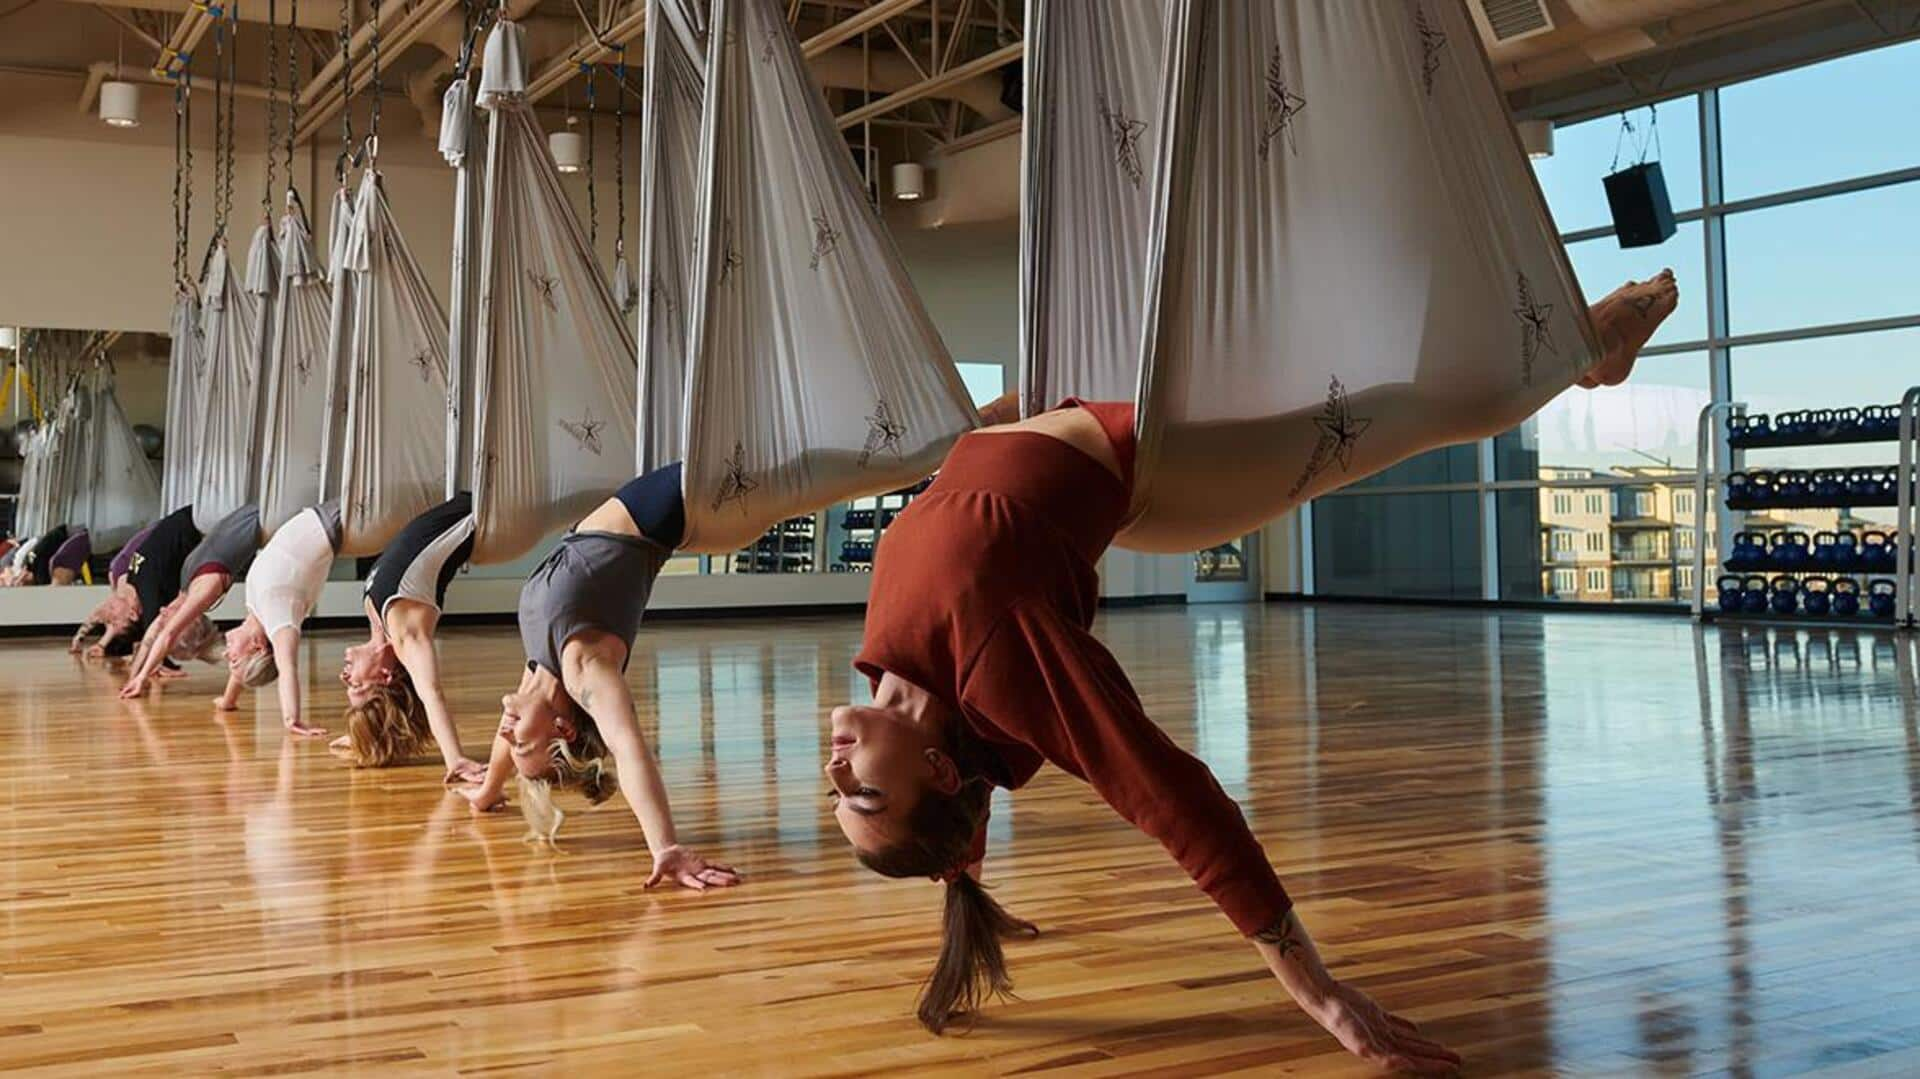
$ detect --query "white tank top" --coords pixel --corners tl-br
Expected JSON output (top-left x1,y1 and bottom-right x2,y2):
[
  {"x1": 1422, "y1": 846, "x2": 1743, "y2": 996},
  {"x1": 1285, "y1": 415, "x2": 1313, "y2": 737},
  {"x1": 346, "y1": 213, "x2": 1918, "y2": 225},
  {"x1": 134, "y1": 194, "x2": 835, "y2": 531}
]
[{"x1": 244, "y1": 505, "x2": 341, "y2": 634}]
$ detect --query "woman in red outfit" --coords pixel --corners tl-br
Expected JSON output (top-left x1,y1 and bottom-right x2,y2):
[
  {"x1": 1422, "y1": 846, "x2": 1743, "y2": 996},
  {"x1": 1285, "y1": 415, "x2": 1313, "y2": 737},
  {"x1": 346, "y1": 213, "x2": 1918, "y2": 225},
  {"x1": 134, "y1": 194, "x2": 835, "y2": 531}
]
[{"x1": 828, "y1": 278, "x2": 1678, "y2": 1072}]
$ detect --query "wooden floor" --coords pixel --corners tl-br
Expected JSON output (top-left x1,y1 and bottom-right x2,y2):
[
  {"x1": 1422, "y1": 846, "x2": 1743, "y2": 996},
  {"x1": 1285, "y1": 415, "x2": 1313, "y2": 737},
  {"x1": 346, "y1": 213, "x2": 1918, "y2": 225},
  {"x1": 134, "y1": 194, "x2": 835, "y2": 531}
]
[{"x1": 3, "y1": 605, "x2": 1919, "y2": 1076}]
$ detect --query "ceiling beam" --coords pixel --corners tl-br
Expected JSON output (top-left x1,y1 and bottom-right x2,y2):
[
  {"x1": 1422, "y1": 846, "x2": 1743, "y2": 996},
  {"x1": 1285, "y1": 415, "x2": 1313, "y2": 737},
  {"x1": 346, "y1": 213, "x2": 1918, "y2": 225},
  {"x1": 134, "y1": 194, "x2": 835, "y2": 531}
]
[
  {"x1": 291, "y1": 0, "x2": 463, "y2": 148},
  {"x1": 936, "y1": 112, "x2": 1017, "y2": 154},
  {"x1": 835, "y1": 37, "x2": 1017, "y2": 128},
  {"x1": 801, "y1": 0, "x2": 924, "y2": 56}
]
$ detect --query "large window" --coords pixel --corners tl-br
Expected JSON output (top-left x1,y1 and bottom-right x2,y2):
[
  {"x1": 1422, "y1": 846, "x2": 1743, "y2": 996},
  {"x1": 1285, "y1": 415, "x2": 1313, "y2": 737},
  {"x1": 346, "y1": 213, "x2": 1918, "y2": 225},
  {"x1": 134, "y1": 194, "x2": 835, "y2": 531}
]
[{"x1": 1310, "y1": 39, "x2": 1919, "y2": 605}]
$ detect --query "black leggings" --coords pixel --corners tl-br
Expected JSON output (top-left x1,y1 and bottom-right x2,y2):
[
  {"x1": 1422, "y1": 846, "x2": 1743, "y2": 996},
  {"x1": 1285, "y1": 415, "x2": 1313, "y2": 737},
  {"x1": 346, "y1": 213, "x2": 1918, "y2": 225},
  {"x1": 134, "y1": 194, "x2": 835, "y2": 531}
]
[{"x1": 614, "y1": 463, "x2": 686, "y2": 550}]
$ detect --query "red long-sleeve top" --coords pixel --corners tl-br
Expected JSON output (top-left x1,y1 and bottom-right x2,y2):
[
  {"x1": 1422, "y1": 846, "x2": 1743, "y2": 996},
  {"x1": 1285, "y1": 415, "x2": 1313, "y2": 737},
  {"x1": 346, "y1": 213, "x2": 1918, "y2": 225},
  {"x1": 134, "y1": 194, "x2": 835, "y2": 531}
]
[{"x1": 854, "y1": 399, "x2": 1292, "y2": 937}]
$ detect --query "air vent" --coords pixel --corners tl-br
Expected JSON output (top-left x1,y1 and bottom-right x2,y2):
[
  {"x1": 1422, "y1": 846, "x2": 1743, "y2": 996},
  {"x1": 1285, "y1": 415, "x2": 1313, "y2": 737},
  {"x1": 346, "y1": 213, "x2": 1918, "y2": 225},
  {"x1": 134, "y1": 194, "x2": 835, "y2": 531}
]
[{"x1": 1472, "y1": 0, "x2": 1556, "y2": 44}]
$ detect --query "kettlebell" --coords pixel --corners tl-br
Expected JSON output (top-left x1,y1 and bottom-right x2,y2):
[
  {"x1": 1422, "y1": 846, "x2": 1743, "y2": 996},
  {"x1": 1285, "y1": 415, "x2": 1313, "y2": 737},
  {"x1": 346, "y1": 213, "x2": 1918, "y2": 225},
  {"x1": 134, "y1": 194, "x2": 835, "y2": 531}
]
[
  {"x1": 1769, "y1": 576, "x2": 1800, "y2": 615},
  {"x1": 1845, "y1": 468, "x2": 1878, "y2": 501},
  {"x1": 1729, "y1": 531, "x2": 1765, "y2": 570},
  {"x1": 1832, "y1": 577, "x2": 1862, "y2": 617},
  {"x1": 1775, "y1": 471, "x2": 1810, "y2": 505},
  {"x1": 1726, "y1": 472, "x2": 1752, "y2": 507},
  {"x1": 1802, "y1": 577, "x2": 1832, "y2": 617},
  {"x1": 1742, "y1": 575, "x2": 1770, "y2": 613},
  {"x1": 1717, "y1": 575, "x2": 1746, "y2": 613},
  {"x1": 1770, "y1": 531, "x2": 1810, "y2": 568},
  {"x1": 1862, "y1": 531, "x2": 1893, "y2": 572},
  {"x1": 1743, "y1": 470, "x2": 1777, "y2": 507},
  {"x1": 1868, "y1": 579, "x2": 1897, "y2": 619},
  {"x1": 1831, "y1": 407, "x2": 1862, "y2": 438},
  {"x1": 1810, "y1": 531, "x2": 1840, "y2": 569},
  {"x1": 1833, "y1": 530, "x2": 1861, "y2": 570},
  {"x1": 1811, "y1": 470, "x2": 1846, "y2": 502},
  {"x1": 1861, "y1": 404, "x2": 1897, "y2": 439}
]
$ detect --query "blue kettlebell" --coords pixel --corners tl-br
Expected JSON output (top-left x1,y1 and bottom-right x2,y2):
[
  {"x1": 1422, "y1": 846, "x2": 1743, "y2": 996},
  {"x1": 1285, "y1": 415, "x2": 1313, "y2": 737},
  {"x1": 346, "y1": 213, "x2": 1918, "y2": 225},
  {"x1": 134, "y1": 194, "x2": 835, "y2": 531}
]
[
  {"x1": 1861, "y1": 404, "x2": 1897, "y2": 439},
  {"x1": 1845, "y1": 468, "x2": 1878, "y2": 501},
  {"x1": 1748, "y1": 470, "x2": 1779, "y2": 507},
  {"x1": 1776, "y1": 471, "x2": 1810, "y2": 505},
  {"x1": 1832, "y1": 577, "x2": 1862, "y2": 617},
  {"x1": 1771, "y1": 531, "x2": 1810, "y2": 569},
  {"x1": 1769, "y1": 576, "x2": 1800, "y2": 615},
  {"x1": 1833, "y1": 530, "x2": 1861, "y2": 570},
  {"x1": 1868, "y1": 579, "x2": 1897, "y2": 618},
  {"x1": 1717, "y1": 575, "x2": 1745, "y2": 613},
  {"x1": 1831, "y1": 407, "x2": 1862, "y2": 438},
  {"x1": 1726, "y1": 471, "x2": 1751, "y2": 506},
  {"x1": 1728, "y1": 531, "x2": 1764, "y2": 570},
  {"x1": 1810, "y1": 531, "x2": 1840, "y2": 569},
  {"x1": 1811, "y1": 470, "x2": 1846, "y2": 502},
  {"x1": 1862, "y1": 531, "x2": 1894, "y2": 572},
  {"x1": 1802, "y1": 577, "x2": 1833, "y2": 616},
  {"x1": 1742, "y1": 575, "x2": 1771, "y2": 613}
]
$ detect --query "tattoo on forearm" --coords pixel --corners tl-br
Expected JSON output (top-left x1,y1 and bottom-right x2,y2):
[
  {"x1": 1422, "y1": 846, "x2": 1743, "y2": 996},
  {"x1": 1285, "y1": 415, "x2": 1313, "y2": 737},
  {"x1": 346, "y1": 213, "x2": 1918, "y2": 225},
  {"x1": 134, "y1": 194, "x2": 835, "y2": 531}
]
[{"x1": 1253, "y1": 911, "x2": 1304, "y2": 959}]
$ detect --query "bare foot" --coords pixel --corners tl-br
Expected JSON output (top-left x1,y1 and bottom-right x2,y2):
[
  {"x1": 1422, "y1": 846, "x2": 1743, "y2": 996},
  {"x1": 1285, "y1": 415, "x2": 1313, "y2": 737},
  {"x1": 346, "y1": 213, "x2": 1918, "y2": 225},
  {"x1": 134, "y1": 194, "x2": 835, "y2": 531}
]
[{"x1": 1582, "y1": 269, "x2": 1679, "y2": 387}]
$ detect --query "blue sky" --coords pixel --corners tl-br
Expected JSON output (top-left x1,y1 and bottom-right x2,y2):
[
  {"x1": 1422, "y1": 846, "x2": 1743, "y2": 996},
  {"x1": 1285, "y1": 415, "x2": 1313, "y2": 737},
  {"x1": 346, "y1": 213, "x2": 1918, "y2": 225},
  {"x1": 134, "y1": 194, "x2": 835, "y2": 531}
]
[{"x1": 1520, "y1": 37, "x2": 1919, "y2": 474}]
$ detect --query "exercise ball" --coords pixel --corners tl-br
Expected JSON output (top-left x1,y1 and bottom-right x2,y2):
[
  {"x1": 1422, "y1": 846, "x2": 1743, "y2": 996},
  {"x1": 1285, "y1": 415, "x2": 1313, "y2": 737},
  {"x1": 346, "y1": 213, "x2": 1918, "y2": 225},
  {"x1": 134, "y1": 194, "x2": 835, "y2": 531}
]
[{"x1": 133, "y1": 424, "x2": 163, "y2": 457}]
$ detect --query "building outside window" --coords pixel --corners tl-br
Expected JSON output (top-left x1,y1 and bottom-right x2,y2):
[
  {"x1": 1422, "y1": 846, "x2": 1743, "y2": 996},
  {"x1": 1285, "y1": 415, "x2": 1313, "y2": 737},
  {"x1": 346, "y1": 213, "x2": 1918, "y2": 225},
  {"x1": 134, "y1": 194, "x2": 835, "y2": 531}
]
[{"x1": 1307, "y1": 38, "x2": 1920, "y2": 607}]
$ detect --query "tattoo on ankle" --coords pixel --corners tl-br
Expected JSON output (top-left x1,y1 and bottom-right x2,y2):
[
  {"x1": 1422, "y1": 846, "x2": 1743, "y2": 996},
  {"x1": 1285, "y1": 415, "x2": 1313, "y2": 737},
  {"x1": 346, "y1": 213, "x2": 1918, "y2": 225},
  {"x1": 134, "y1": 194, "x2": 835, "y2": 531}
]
[{"x1": 1253, "y1": 911, "x2": 1304, "y2": 959}]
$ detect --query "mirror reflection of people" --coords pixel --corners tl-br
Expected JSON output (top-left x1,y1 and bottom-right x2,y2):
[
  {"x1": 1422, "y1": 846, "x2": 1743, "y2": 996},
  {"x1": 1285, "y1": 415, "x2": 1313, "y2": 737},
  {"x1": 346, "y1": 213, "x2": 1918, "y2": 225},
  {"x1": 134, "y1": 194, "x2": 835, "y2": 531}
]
[
  {"x1": 216, "y1": 502, "x2": 342, "y2": 735},
  {"x1": 458, "y1": 464, "x2": 739, "y2": 893},
  {"x1": 121, "y1": 504, "x2": 262, "y2": 698},
  {"x1": 827, "y1": 277, "x2": 1677, "y2": 1066},
  {"x1": 46, "y1": 528, "x2": 91, "y2": 585},
  {"x1": 0, "y1": 524, "x2": 69, "y2": 586},
  {"x1": 332, "y1": 493, "x2": 484, "y2": 784}
]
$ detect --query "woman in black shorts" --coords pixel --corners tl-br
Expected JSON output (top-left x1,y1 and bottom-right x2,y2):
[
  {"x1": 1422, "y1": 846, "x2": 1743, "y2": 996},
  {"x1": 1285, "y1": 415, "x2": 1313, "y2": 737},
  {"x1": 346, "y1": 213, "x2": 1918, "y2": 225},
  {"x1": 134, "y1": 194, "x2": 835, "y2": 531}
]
[
  {"x1": 334, "y1": 492, "x2": 485, "y2": 783},
  {"x1": 458, "y1": 464, "x2": 737, "y2": 892}
]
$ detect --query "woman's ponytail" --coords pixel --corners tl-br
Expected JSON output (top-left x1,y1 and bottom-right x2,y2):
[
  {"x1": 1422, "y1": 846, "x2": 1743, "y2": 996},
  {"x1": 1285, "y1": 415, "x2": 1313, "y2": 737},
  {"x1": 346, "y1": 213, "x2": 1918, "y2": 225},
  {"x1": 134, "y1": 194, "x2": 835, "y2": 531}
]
[{"x1": 920, "y1": 873, "x2": 1039, "y2": 1034}]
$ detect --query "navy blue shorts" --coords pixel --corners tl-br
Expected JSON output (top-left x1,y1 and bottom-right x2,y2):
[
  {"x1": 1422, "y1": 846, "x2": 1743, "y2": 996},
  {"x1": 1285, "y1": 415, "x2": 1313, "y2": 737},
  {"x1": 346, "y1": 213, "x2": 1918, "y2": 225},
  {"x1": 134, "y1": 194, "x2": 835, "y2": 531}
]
[{"x1": 614, "y1": 463, "x2": 686, "y2": 550}]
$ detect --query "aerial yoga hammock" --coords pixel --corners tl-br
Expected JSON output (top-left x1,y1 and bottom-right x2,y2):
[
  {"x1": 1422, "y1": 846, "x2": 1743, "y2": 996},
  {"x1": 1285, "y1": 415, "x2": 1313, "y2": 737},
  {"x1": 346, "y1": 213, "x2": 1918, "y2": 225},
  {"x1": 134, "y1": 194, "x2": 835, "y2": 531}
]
[
  {"x1": 13, "y1": 357, "x2": 158, "y2": 556},
  {"x1": 828, "y1": 0, "x2": 1678, "y2": 1064},
  {"x1": 457, "y1": 1, "x2": 976, "y2": 888}
]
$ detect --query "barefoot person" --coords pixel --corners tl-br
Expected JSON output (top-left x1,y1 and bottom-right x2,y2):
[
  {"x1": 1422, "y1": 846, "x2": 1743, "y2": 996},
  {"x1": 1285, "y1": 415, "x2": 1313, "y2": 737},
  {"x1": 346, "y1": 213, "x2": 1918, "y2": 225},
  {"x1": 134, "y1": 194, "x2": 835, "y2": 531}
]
[
  {"x1": 826, "y1": 279, "x2": 1677, "y2": 1064},
  {"x1": 121, "y1": 504, "x2": 262, "y2": 697},
  {"x1": 333, "y1": 493, "x2": 484, "y2": 782},
  {"x1": 458, "y1": 464, "x2": 739, "y2": 893}
]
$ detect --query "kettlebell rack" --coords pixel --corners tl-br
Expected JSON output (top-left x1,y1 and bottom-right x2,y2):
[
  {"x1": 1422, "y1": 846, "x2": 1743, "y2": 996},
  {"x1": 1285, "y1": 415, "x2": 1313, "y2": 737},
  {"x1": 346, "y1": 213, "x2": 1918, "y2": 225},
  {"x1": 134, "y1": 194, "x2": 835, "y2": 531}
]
[{"x1": 1690, "y1": 388, "x2": 1920, "y2": 627}]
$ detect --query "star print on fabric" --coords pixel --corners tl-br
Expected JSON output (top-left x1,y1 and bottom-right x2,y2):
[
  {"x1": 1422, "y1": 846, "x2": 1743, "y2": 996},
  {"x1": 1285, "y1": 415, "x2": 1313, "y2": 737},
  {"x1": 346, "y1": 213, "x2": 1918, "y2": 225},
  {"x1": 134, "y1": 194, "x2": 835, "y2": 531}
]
[
  {"x1": 711, "y1": 440, "x2": 758, "y2": 513},
  {"x1": 1097, "y1": 94, "x2": 1148, "y2": 188},
  {"x1": 1287, "y1": 376, "x2": 1373, "y2": 499},
  {"x1": 1259, "y1": 48, "x2": 1307, "y2": 162},
  {"x1": 558, "y1": 408, "x2": 606, "y2": 455},
  {"x1": 1416, "y1": 5, "x2": 1447, "y2": 97},
  {"x1": 1514, "y1": 272, "x2": 1557, "y2": 385},
  {"x1": 857, "y1": 399, "x2": 907, "y2": 468},
  {"x1": 527, "y1": 269, "x2": 560, "y2": 311},
  {"x1": 808, "y1": 211, "x2": 840, "y2": 270},
  {"x1": 294, "y1": 348, "x2": 315, "y2": 384},
  {"x1": 719, "y1": 220, "x2": 743, "y2": 285},
  {"x1": 408, "y1": 348, "x2": 434, "y2": 382}
]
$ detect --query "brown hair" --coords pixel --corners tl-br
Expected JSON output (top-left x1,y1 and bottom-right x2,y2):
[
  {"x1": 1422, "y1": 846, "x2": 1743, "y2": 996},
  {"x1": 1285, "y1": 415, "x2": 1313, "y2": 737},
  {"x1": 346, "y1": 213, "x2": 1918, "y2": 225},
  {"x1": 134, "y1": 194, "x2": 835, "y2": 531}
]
[
  {"x1": 339, "y1": 668, "x2": 430, "y2": 767},
  {"x1": 855, "y1": 780, "x2": 1038, "y2": 1034},
  {"x1": 237, "y1": 649, "x2": 277, "y2": 689},
  {"x1": 517, "y1": 712, "x2": 618, "y2": 843}
]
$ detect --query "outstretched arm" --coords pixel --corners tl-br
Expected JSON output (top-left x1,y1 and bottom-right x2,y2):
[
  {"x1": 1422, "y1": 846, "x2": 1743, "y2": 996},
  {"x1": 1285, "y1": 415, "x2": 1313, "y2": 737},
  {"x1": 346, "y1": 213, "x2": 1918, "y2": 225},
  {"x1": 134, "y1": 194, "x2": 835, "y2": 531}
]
[
  {"x1": 975, "y1": 390, "x2": 1022, "y2": 427},
  {"x1": 393, "y1": 635, "x2": 482, "y2": 783},
  {"x1": 571, "y1": 656, "x2": 738, "y2": 891},
  {"x1": 458, "y1": 730, "x2": 516, "y2": 813},
  {"x1": 121, "y1": 577, "x2": 223, "y2": 697},
  {"x1": 270, "y1": 626, "x2": 325, "y2": 736}
]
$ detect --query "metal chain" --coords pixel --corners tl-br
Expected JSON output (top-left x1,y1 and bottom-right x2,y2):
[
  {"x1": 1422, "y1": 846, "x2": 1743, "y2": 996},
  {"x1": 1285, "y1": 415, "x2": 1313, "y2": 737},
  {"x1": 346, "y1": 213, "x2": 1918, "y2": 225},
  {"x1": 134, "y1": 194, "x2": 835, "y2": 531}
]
[
  {"x1": 284, "y1": 0, "x2": 298, "y2": 193},
  {"x1": 337, "y1": 0, "x2": 352, "y2": 184},
  {"x1": 224, "y1": 3, "x2": 237, "y2": 231},
  {"x1": 368, "y1": 0, "x2": 381, "y2": 161},
  {"x1": 614, "y1": 46, "x2": 626, "y2": 262},
  {"x1": 264, "y1": 0, "x2": 278, "y2": 217},
  {"x1": 210, "y1": 2, "x2": 233, "y2": 245},
  {"x1": 585, "y1": 61, "x2": 597, "y2": 250},
  {"x1": 172, "y1": 73, "x2": 186, "y2": 289}
]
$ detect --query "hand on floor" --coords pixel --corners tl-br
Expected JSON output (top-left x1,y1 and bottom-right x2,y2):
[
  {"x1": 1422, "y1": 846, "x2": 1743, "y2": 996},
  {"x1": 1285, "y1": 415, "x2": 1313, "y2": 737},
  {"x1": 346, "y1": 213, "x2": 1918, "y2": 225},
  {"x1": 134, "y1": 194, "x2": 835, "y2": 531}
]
[
  {"x1": 283, "y1": 718, "x2": 328, "y2": 738},
  {"x1": 212, "y1": 696, "x2": 237, "y2": 712},
  {"x1": 1307, "y1": 980, "x2": 1461, "y2": 1076},
  {"x1": 456, "y1": 784, "x2": 506, "y2": 814},
  {"x1": 645, "y1": 845, "x2": 740, "y2": 892},
  {"x1": 444, "y1": 758, "x2": 487, "y2": 785}
]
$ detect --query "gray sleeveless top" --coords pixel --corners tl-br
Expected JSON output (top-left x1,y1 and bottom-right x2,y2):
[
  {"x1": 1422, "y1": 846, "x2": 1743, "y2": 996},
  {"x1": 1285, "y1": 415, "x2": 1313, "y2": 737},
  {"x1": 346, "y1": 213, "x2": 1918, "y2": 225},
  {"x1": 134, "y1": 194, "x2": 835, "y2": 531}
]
[{"x1": 517, "y1": 530, "x2": 672, "y2": 677}]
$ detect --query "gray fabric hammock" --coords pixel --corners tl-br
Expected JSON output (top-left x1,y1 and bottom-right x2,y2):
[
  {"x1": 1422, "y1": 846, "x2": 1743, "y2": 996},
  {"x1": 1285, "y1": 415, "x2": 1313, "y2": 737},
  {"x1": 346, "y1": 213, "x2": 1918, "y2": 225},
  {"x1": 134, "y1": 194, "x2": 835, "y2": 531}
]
[
  {"x1": 468, "y1": 20, "x2": 639, "y2": 565},
  {"x1": 15, "y1": 367, "x2": 158, "y2": 548},
  {"x1": 254, "y1": 198, "x2": 336, "y2": 536},
  {"x1": 330, "y1": 169, "x2": 454, "y2": 557},
  {"x1": 670, "y1": 0, "x2": 977, "y2": 553},
  {"x1": 160, "y1": 291, "x2": 203, "y2": 516},
  {"x1": 1022, "y1": 0, "x2": 1594, "y2": 552},
  {"x1": 188, "y1": 243, "x2": 264, "y2": 533},
  {"x1": 634, "y1": 0, "x2": 705, "y2": 475}
]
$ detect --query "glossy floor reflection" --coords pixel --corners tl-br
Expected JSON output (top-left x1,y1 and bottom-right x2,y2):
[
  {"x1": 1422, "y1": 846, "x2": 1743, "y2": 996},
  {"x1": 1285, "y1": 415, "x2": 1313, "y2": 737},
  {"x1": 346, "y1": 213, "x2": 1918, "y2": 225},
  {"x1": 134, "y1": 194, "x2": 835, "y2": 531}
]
[{"x1": 2, "y1": 605, "x2": 1918, "y2": 1075}]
